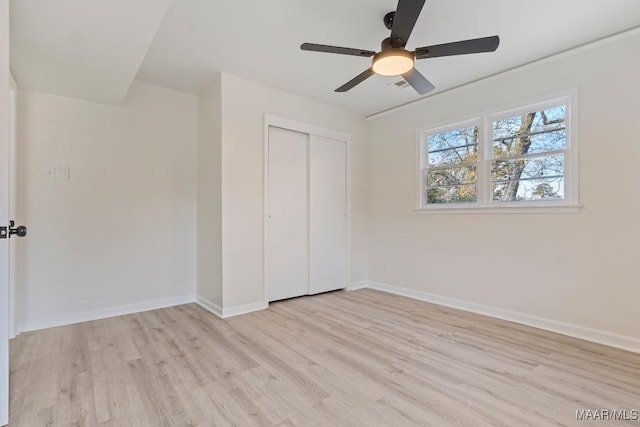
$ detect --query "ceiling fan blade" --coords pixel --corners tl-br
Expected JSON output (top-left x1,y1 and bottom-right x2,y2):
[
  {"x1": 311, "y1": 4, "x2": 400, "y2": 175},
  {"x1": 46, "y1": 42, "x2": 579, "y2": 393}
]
[
  {"x1": 390, "y1": 0, "x2": 426, "y2": 47},
  {"x1": 301, "y1": 43, "x2": 376, "y2": 57},
  {"x1": 402, "y1": 68, "x2": 435, "y2": 95},
  {"x1": 335, "y1": 68, "x2": 375, "y2": 92},
  {"x1": 415, "y1": 35, "x2": 500, "y2": 59}
]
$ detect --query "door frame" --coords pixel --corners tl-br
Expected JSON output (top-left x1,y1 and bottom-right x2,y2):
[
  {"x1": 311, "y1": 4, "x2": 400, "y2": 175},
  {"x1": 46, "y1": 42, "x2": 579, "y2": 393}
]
[
  {"x1": 263, "y1": 115, "x2": 351, "y2": 305},
  {"x1": 1, "y1": 0, "x2": 10, "y2": 422}
]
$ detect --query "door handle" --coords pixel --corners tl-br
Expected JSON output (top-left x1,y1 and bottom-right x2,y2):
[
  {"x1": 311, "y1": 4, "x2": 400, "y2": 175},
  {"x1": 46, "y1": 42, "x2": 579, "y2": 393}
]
[{"x1": 0, "y1": 220, "x2": 27, "y2": 239}]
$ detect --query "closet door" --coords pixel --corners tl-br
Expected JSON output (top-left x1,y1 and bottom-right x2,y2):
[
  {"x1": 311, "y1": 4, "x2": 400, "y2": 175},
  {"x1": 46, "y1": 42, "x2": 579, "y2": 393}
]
[
  {"x1": 309, "y1": 136, "x2": 347, "y2": 294},
  {"x1": 265, "y1": 127, "x2": 309, "y2": 302}
]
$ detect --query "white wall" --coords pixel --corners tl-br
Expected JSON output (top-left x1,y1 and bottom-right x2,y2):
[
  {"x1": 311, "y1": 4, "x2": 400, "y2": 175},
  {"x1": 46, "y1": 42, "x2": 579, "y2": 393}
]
[
  {"x1": 197, "y1": 75, "x2": 223, "y2": 308},
  {"x1": 220, "y1": 73, "x2": 367, "y2": 308},
  {"x1": 366, "y1": 31, "x2": 640, "y2": 342},
  {"x1": 16, "y1": 81, "x2": 198, "y2": 330}
]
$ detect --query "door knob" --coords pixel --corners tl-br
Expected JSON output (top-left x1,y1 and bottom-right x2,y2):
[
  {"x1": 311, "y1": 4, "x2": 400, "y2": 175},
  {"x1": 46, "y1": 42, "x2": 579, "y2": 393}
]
[{"x1": 0, "y1": 220, "x2": 27, "y2": 239}]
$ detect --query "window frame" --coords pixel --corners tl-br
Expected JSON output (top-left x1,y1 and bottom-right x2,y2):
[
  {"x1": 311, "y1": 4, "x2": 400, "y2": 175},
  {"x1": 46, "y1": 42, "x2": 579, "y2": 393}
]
[{"x1": 416, "y1": 90, "x2": 579, "y2": 214}]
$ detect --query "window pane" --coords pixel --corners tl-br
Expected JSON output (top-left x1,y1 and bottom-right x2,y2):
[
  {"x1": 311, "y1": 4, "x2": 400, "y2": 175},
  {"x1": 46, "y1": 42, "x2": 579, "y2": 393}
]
[
  {"x1": 492, "y1": 177, "x2": 564, "y2": 201},
  {"x1": 426, "y1": 184, "x2": 477, "y2": 204},
  {"x1": 491, "y1": 155, "x2": 564, "y2": 182},
  {"x1": 429, "y1": 147, "x2": 478, "y2": 167},
  {"x1": 493, "y1": 106, "x2": 566, "y2": 159},
  {"x1": 427, "y1": 126, "x2": 478, "y2": 167},
  {"x1": 426, "y1": 166, "x2": 476, "y2": 187}
]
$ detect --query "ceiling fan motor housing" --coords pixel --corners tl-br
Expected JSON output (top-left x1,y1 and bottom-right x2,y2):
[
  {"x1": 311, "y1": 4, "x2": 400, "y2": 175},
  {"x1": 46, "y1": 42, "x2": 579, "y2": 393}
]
[{"x1": 381, "y1": 37, "x2": 407, "y2": 51}]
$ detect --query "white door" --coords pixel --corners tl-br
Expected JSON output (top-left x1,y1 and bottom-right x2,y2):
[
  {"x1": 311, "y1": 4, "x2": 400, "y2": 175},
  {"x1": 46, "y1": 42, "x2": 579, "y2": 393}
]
[
  {"x1": 308, "y1": 136, "x2": 347, "y2": 294},
  {"x1": 8, "y1": 89, "x2": 15, "y2": 340},
  {"x1": 0, "y1": 131, "x2": 8, "y2": 427},
  {"x1": 1, "y1": 0, "x2": 10, "y2": 422},
  {"x1": 265, "y1": 127, "x2": 309, "y2": 302}
]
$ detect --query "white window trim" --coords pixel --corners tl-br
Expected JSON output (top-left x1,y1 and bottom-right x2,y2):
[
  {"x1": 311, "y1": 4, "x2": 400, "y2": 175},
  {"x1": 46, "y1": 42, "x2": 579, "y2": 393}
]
[{"x1": 416, "y1": 89, "x2": 580, "y2": 214}]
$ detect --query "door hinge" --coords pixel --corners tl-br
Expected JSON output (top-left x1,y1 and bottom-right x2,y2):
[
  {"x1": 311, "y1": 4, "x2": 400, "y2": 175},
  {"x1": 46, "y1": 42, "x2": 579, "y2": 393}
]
[{"x1": 0, "y1": 220, "x2": 27, "y2": 239}]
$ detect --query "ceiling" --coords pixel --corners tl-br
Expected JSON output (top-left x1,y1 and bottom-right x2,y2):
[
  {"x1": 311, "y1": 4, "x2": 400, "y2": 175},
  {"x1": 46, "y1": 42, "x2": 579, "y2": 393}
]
[
  {"x1": 11, "y1": 1, "x2": 640, "y2": 115},
  {"x1": 10, "y1": 0, "x2": 172, "y2": 104}
]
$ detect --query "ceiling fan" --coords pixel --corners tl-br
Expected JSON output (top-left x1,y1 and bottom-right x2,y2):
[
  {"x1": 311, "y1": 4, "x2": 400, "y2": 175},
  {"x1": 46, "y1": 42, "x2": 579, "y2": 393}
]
[{"x1": 300, "y1": 0, "x2": 500, "y2": 95}]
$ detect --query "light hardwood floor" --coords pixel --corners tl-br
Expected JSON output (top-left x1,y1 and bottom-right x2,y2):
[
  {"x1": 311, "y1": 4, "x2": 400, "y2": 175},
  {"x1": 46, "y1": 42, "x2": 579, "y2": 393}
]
[{"x1": 9, "y1": 289, "x2": 640, "y2": 426}]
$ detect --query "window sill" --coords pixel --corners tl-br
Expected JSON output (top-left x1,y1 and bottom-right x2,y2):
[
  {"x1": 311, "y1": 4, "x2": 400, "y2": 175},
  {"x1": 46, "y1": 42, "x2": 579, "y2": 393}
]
[{"x1": 415, "y1": 204, "x2": 582, "y2": 215}]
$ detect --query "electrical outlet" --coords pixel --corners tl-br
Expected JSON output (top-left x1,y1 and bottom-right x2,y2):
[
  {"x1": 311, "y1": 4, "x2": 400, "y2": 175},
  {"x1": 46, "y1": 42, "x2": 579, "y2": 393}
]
[{"x1": 47, "y1": 167, "x2": 56, "y2": 180}]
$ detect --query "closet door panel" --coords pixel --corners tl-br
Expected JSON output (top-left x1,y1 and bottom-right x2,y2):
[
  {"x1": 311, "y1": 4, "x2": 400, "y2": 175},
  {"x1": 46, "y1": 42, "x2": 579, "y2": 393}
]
[
  {"x1": 266, "y1": 127, "x2": 309, "y2": 302},
  {"x1": 309, "y1": 136, "x2": 347, "y2": 294}
]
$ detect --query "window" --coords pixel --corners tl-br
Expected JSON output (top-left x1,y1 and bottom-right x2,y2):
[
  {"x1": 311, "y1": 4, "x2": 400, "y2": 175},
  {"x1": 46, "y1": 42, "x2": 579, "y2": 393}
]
[
  {"x1": 418, "y1": 94, "x2": 577, "y2": 212},
  {"x1": 490, "y1": 105, "x2": 566, "y2": 202},
  {"x1": 423, "y1": 122, "x2": 479, "y2": 204}
]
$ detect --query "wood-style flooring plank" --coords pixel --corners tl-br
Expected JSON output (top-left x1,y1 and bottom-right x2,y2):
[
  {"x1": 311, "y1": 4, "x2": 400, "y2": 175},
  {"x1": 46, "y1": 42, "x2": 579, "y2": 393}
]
[{"x1": 8, "y1": 289, "x2": 640, "y2": 426}]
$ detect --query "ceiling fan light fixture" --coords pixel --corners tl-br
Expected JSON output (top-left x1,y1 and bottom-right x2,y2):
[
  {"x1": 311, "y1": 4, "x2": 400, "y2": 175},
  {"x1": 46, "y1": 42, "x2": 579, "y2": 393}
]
[
  {"x1": 300, "y1": 0, "x2": 500, "y2": 94},
  {"x1": 371, "y1": 49, "x2": 414, "y2": 76}
]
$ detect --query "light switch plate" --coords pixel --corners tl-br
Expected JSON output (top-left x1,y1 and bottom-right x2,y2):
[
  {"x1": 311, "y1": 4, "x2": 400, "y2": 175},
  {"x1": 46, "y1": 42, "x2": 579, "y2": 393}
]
[
  {"x1": 47, "y1": 167, "x2": 56, "y2": 180},
  {"x1": 59, "y1": 165, "x2": 70, "y2": 180}
]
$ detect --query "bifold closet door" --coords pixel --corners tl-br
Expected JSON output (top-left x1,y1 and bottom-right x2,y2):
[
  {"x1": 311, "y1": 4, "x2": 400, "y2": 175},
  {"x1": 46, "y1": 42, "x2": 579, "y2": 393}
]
[
  {"x1": 266, "y1": 127, "x2": 309, "y2": 302},
  {"x1": 309, "y1": 136, "x2": 347, "y2": 294}
]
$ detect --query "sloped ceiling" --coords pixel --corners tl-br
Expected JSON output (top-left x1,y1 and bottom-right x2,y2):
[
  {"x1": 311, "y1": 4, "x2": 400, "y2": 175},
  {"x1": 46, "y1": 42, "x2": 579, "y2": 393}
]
[
  {"x1": 10, "y1": 0, "x2": 640, "y2": 114},
  {"x1": 10, "y1": 0, "x2": 171, "y2": 105}
]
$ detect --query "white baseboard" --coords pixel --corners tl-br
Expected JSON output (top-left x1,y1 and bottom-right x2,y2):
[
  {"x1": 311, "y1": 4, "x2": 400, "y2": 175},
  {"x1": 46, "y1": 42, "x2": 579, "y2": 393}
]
[
  {"x1": 196, "y1": 295, "x2": 267, "y2": 319},
  {"x1": 18, "y1": 294, "x2": 196, "y2": 333},
  {"x1": 196, "y1": 295, "x2": 223, "y2": 317},
  {"x1": 365, "y1": 281, "x2": 640, "y2": 354},
  {"x1": 346, "y1": 281, "x2": 368, "y2": 291},
  {"x1": 223, "y1": 301, "x2": 268, "y2": 318}
]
